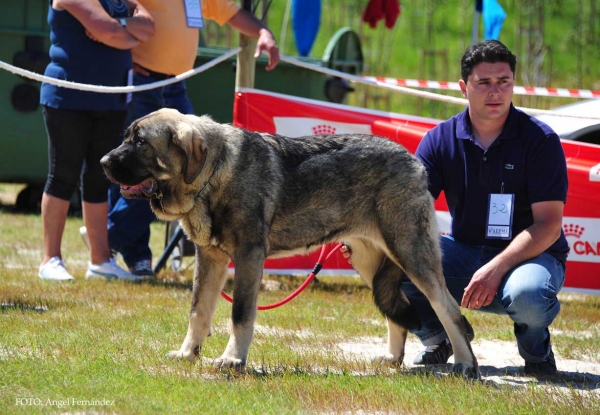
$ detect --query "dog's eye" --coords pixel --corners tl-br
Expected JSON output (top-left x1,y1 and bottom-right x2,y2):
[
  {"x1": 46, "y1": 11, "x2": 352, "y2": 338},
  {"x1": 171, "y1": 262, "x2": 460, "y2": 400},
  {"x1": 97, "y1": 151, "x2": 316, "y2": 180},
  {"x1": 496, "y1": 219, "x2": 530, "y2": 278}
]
[{"x1": 134, "y1": 136, "x2": 146, "y2": 146}]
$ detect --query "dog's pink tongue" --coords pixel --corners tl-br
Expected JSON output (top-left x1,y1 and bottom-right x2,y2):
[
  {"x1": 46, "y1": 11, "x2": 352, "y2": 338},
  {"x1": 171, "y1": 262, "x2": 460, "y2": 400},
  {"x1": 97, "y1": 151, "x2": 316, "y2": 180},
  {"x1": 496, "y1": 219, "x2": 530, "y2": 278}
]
[{"x1": 120, "y1": 179, "x2": 157, "y2": 198}]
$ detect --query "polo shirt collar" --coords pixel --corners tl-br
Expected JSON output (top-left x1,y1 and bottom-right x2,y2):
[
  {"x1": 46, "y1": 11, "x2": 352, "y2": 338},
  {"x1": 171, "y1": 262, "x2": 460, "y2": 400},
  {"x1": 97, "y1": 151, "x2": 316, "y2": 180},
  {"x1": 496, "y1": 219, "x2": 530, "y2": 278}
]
[{"x1": 456, "y1": 104, "x2": 519, "y2": 142}]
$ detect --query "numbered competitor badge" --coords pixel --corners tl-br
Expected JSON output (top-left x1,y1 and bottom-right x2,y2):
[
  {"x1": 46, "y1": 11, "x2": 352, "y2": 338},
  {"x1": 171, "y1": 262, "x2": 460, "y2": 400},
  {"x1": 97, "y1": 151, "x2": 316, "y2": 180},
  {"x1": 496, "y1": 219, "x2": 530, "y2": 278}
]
[
  {"x1": 486, "y1": 193, "x2": 514, "y2": 239},
  {"x1": 184, "y1": 0, "x2": 204, "y2": 28}
]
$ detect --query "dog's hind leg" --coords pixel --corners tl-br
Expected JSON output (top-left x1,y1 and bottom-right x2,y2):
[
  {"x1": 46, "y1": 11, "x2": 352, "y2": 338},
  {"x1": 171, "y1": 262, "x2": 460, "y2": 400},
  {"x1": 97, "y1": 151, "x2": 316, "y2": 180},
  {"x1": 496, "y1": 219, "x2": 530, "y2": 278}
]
[
  {"x1": 166, "y1": 246, "x2": 230, "y2": 362},
  {"x1": 407, "y1": 273, "x2": 479, "y2": 378},
  {"x1": 344, "y1": 238, "x2": 410, "y2": 365},
  {"x1": 371, "y1": 256, "x2": 419, "y2": 365},
  {"x1": 383, "y1": 319, "x2": 409, "y2": 366},
  {"x1": 380, "y1": 201, "x2": 480, "y2": 379}
]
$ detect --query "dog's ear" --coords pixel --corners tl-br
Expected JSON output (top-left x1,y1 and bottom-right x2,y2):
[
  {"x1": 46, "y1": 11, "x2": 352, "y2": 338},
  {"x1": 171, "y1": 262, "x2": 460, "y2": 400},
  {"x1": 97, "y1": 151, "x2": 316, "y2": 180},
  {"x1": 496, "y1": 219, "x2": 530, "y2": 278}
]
[{"x1": 171, "y1": 121, "x2": 206, "y2": 184}]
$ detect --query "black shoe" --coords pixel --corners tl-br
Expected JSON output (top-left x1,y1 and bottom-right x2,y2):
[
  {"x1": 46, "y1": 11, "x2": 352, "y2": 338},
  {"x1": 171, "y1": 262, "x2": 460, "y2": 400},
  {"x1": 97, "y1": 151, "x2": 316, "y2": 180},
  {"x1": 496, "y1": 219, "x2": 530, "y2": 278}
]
[
  {"x1": 524, "y1": 346, "x2": 557, "y2": 376},
  {"x1": 130, "y1": 259, "x2": 155, "y2": 279},
  {"x1": 413, "y1": 316, "x2": 475, "y2": 365},
  {"x1": 413, "y1": 338, "x2": 453, "y2": 365}
]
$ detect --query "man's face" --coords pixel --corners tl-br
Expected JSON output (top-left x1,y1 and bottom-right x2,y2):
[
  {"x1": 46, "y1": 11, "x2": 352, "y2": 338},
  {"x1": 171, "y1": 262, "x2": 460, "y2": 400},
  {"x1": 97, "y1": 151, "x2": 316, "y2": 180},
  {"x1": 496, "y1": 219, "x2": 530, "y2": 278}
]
[{"x1": 459, "y1": 62, "x2": 514, "y2": 123}]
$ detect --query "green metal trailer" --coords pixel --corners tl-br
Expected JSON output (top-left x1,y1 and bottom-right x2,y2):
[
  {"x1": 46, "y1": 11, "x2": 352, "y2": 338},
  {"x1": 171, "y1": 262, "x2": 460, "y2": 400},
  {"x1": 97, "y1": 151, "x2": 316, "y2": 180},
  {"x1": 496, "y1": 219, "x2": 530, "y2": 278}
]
[{"x1": 0, "y1": 1, "x2": 362, "y2": 210}]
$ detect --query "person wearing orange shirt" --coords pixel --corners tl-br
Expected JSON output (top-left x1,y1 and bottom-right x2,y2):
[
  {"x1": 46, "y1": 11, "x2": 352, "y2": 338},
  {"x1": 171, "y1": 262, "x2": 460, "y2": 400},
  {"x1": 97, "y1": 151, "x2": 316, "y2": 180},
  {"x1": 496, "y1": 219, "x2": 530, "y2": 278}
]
[{"x1": 83, "y1": 0, "x2": 279, "y2": 278}]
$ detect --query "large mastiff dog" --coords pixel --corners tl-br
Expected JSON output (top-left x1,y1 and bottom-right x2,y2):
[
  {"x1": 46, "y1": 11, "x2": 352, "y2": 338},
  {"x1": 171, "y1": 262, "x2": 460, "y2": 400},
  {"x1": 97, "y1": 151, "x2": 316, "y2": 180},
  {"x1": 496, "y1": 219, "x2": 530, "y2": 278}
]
[{"x1": 101, "y1": 108, "x2": 479, "y2": 378}]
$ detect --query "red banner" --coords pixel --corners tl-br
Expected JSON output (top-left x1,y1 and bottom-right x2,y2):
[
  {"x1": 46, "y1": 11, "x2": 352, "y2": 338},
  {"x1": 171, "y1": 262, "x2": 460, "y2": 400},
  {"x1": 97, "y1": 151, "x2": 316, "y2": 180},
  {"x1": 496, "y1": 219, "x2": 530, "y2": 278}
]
[{"x1": 233, "y1": 88, "x2": 600, "y2": 294}]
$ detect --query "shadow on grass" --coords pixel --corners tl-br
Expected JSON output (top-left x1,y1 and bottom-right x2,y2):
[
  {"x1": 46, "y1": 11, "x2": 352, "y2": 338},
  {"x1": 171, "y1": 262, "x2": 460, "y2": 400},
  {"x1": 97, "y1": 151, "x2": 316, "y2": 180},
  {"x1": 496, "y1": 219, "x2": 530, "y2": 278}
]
[
  {"x1": 477, "y1": 364, "x2": 600, "y2": 393},
  {"x1": 142, "y1": 278, "x2": 193, "y2": 291},
  {"x1": 0, "y1": 296, "x2": 82, "y2": 313},
  {"x1": 1, "y1": 299, "x2": 49, "y2": 313},
  {"x1": 226, "y1": 362, "x2": 600, "y2": 393}
]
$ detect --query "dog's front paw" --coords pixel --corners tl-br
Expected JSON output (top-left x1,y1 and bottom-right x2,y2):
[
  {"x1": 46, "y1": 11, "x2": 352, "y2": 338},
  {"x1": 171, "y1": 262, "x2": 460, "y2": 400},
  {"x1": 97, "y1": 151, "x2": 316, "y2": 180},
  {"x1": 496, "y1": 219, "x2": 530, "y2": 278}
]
[
  {"x1": 165, "y1": 347, "x2": 199, "y2": 362},
  {"x1": 213, "y1": 356, "x2": 246, "y2": 373},
  {"x1": 451, "y1": 363, "x2": 480, "y2": 380}
]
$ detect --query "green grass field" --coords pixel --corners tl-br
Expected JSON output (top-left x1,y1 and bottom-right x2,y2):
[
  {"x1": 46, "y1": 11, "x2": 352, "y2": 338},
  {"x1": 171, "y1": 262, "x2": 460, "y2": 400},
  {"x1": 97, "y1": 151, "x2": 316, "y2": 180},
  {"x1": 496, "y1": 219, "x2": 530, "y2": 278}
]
[{"x1": 1, "y1": 183, "x2": 599, "y2": 414}]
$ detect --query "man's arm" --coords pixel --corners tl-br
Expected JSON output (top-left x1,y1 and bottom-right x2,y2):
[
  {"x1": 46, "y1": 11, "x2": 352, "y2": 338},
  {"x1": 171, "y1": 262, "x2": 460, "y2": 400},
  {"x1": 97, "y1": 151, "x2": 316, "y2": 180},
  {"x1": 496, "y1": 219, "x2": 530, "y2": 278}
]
[
  {"x1": 415, "y1": 131, "x2": 444, "y2": 200},
  {"x1": 226, "y1": 9, "x2": 280, "y2": 70},
  {"x1": 121, "y1": 0, "x2": 155, "y2": 42},
  {"x1": 53, "y1": 0, "x2": 143, "y2": 50},
  {"x1": 461, "y1": 200, "x2": 564, "y2": 310}
]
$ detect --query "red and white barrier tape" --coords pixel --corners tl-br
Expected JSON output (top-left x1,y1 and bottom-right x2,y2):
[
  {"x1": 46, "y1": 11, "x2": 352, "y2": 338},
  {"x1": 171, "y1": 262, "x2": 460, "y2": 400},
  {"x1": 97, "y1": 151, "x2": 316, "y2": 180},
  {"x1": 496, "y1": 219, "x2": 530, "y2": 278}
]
[{"x1": 362, "y1": 77, "x2": 600, "y2": 99}]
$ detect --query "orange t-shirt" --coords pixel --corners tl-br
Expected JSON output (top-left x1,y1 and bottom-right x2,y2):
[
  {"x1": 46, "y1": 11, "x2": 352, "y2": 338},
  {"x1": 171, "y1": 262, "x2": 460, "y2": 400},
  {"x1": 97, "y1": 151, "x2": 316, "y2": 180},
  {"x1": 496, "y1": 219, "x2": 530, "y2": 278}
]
[{"x1": 133, "y1": 0, "x2": 240, "y2": 75}]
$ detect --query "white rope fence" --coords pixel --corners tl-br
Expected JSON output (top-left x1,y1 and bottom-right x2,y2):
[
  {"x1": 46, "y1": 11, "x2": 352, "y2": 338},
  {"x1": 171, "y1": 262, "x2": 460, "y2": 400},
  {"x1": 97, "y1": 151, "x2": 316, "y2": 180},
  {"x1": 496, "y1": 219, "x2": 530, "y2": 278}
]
[
  {"x1": 0, "y1": 47, "x2": 240, "y2": 93},
  {"x1": 279, "y1": 55, "x2": 600, "y2": 121},
  {"x1": 1, "y1": 46, "x2": 599, "y2": 121}
]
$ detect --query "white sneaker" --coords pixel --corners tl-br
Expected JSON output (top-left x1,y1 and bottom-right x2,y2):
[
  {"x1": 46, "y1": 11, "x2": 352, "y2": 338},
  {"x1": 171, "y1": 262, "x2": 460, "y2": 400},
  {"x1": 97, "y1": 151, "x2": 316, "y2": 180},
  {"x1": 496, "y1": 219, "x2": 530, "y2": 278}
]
[
  {"x1": 86, "y1": 257, "x2": 141, "y2": 281},
  {"x1": 38, "y1": 257, "x2": 75, "y2": 281}
]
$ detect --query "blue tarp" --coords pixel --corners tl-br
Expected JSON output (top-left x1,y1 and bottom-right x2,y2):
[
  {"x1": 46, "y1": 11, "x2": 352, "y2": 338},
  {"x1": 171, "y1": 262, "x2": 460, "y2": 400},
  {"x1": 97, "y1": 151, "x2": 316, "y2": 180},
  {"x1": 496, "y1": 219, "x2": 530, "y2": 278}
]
[
  {"x1": 482, "y1": 0, "x2": 506, "y2": 40},
  {"x1": 292, "y1": 0, "x2": 321, "y2": 57}
]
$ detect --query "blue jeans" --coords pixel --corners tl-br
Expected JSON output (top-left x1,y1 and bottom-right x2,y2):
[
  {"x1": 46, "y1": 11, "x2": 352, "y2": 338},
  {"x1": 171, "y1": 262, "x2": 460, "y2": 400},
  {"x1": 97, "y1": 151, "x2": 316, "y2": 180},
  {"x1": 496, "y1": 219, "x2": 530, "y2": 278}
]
[
  {"x1": 402, "y1": 235, "x2": 565, "y2": 363},
  {"x1": 107, "y1": 72, "x2": 194, "y2": 268}
]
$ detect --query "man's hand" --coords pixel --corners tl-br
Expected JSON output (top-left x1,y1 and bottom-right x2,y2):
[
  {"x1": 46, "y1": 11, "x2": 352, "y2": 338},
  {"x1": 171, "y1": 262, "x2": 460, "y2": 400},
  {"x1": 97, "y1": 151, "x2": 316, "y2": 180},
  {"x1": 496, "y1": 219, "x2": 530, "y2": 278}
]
[
  {"x1": 255, "y1": 28, "x2": 279, "y2": 71},
  {"x1": 461, "y1": 260, "x2": 505, "y2": 309},
  {"x1": 227, "y1": 9, "x2": 280, "y2": 71},
  {"x1": 462, "y1": 201, "x2": 565, "y2": 310}
]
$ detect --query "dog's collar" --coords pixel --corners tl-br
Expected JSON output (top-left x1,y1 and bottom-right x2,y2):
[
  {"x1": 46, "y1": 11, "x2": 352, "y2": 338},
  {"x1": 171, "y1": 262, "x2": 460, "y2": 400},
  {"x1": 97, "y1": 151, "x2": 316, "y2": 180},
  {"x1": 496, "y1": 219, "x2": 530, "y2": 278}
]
[
  {"x1": 194, "y1": 168, "x2": 216, "y2": 200},
  {"x1": 194, "y1": 151, "x2": 221, "y2": 201}
]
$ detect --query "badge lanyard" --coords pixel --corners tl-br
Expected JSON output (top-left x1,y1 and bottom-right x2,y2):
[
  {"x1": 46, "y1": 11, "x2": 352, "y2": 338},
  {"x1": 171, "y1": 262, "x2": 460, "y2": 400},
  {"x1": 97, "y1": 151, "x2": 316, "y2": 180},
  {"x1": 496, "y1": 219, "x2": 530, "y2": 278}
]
[
  {"x1": 183, "y1": 0, "x2": 204, "y2": 28},
  {"x1": 458, "y1": 137, "x2": 515, "y2": 240}
]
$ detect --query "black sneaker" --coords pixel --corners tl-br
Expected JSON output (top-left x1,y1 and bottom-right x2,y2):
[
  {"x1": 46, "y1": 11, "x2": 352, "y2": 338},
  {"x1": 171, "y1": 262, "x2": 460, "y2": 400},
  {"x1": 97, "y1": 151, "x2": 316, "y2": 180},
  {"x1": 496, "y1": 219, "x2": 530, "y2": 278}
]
[
  {"x1": 413, "y1": 316, "x2": 475, "y2": 365},
  {"x1": 413, "y1": 338, "x2": 454, "y2": 365},
  {"x1": 524, "y1": 346, "x2": 557, "y2": 376},
  {"x1": 130, "y1": 259, "x2": 155, "y2": 279}
]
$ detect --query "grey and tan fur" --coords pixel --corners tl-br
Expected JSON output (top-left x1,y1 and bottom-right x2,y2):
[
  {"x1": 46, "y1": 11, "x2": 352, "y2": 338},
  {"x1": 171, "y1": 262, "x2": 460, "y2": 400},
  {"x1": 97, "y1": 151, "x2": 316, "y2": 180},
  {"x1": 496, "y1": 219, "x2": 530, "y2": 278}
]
[{"x1": 101, "y1": 108, "x2": 479, "y2": 379}]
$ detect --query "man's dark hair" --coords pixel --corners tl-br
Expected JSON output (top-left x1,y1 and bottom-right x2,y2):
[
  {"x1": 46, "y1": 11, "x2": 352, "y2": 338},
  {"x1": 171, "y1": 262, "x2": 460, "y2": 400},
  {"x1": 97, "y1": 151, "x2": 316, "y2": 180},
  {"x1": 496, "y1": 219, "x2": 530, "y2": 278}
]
[{"x1": 460, "y1": 40, "x2": 517, "y2": 82}]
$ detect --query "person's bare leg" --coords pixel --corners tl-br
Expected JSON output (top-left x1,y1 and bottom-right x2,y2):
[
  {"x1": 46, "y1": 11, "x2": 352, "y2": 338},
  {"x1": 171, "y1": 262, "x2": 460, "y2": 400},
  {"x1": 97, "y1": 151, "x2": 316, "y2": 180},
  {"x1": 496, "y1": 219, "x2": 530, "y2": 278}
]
[
  {"x1": 82, "y1": 201, "x2": 111, "y2": 264},
  {"x1": 41, "y1": 193, "x2": 70, "y2": 264}
]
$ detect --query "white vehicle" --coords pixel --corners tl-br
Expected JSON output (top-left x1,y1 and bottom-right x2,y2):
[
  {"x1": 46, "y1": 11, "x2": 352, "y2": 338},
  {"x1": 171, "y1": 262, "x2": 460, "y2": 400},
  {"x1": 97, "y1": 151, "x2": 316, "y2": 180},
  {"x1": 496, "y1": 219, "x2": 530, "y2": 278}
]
[{"x1": 535, "y1": 99, "x2": 600, "y2": 144}]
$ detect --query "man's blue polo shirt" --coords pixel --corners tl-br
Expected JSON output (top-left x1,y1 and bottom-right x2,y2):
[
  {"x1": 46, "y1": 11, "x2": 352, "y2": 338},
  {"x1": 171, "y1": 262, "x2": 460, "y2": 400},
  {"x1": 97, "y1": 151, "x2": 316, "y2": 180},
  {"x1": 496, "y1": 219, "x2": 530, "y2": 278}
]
[{"x1": 416, "y1": 104, "x2": 570, "y2": 265}]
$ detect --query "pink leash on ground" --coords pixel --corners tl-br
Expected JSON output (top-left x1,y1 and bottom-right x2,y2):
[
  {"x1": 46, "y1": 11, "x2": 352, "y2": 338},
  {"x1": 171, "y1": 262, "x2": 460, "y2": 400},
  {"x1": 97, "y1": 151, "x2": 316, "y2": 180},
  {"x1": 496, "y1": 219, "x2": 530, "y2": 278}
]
[{"x1": 220, "y1": 243, "x2": 343, "y2": 310}]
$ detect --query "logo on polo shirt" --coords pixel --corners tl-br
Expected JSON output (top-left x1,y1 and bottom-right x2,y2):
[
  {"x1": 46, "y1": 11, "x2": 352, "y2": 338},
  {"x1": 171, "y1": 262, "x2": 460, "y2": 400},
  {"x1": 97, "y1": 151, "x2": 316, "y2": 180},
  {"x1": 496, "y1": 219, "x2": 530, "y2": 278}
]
[
  {"x1": 563, "y1": 219, "x2": 600, "y2": 262},
  {"x1": 504, "y1": 163, "x2": 514, "y2": 170}
]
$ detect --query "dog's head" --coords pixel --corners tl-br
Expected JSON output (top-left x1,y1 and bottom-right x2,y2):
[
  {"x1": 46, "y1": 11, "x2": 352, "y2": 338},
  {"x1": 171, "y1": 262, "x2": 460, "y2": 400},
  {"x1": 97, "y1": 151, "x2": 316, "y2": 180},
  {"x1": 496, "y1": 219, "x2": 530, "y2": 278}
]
[{"x1": 101, "y1": 108, "x2": 208, "y2": 219}]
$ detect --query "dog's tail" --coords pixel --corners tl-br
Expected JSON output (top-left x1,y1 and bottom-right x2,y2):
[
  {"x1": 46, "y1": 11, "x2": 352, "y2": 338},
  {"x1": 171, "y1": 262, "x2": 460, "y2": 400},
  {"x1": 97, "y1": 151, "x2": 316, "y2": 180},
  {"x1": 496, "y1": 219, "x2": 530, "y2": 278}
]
[{"x1": 372, "y1": 257, "x2": 421, "y2": 330}]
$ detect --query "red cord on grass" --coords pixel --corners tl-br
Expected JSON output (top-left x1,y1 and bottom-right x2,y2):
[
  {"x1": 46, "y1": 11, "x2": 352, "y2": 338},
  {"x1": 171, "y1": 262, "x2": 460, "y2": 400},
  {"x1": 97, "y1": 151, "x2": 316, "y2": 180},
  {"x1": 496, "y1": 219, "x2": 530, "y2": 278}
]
[{"x1": 220, "y1": 243, "x2": 343, "y2": 310}]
